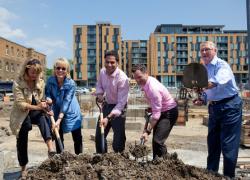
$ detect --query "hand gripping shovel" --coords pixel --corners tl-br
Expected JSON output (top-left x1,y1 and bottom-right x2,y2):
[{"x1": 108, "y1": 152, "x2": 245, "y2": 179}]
[{"x1": 96, "y1": 98, "x2": 105, "y2": 154}]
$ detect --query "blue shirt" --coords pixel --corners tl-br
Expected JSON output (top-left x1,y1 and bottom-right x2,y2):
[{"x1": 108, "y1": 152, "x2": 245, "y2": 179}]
[
  {"x1": 45, "y1": 76, "x2": 82, "y2": 133},
  {"x1": 204, "y1": 56, "x2": 239, "y2": 101}
]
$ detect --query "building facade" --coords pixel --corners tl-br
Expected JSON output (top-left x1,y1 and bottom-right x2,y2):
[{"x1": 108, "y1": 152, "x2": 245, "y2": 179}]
[
  {"x1": 122, "y1": 40, "x2": 149, "y2": 77},
  {"x1": 73, "y1": 23, "x2": 248, "y2": 87},
  {"x1": 73, "y1": 23, "x2": 122, "y2": 87},
  {"x1": 149, "y1": 24, "x2": 248, "y2": 87},
  {"x1": 0, "y1": 37, "x2": 46, "y2": 82}
]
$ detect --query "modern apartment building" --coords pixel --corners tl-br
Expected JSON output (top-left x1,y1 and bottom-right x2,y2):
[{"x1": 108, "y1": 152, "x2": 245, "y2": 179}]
[
  {"x1": 149, "y1": 24, "x2": 248, "y2": 87},
  {"x1": 73, "y1": 22, "x2": 122, "y2": 87},
  {"x1": 73, "y1": 23, "x2": 248, "y2": 87},
  {"x1": 0, "y1": 37, "x2": 46, "y2": 82},
  {"x1": 121, "y1": 40, "x2": 149, "y2": 77}
]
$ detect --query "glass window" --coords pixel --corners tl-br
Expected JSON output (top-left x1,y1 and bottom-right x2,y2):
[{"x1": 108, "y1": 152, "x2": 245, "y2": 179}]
[
  {"x1": 0, "y1": 60, "x2": 2, "y2": 70},
  {"x1": 162, "y1": 37, "x2": 167, "y2": 43},
  {"x1": 157, "y1": 51, "x2": 161, "y2": 57},
  {"x1": 171, "y1": 36, "x2": 175, "y2": 43},
  {"x1": 157, "y1": 37, "x2": 160, "y2": 43},
  {"x1": 5, "y1": 62, "x2": 9, "y2": 71},
  {"x1": 11, "y1": 63, "x2": 14, "y2": 72},
  {"x1": 188, "y1": 36, "x2": 193, "y2": 42},
  {"x1": 6, "y1": 45, "x2": 9, "y2": 55}
]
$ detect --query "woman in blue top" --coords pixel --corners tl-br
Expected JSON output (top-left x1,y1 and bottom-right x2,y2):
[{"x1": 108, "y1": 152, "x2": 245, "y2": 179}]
[{"x1": 45, "y1": 57, "x2": 83, "y2": 154}]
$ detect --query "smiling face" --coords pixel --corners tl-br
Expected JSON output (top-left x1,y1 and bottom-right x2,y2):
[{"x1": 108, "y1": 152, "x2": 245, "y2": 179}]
[
  {"x1": 55, "y1": 62, "x2": 67, "y2": 79},
  {"x1": 133, "y1": 69, "x2": 148, "y2": 86},
  {"x1": 105, "y1": 55, "x2": 118, "y2": 75},
  {"x1": 200, "y1": 42, "x2": 217, "y2": 65}
]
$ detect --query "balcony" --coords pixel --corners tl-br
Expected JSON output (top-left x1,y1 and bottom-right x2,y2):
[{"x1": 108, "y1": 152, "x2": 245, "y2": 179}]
[{"x1": 176, "y1": 46, "x2": 188, "y2": 50}]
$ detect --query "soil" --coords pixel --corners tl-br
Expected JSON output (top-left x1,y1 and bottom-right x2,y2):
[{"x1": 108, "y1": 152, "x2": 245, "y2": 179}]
[
  {"x1": 129, "y1": 142, "x2": 150, "y2": 159},
  {"x1": 26, "y1": 151, "x2": 226, "y2": 180}
]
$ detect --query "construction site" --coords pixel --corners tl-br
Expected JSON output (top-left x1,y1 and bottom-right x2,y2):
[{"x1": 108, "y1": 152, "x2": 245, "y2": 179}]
[{"x1": 0, "y1": 86, "x2": 250, "y2": 180}]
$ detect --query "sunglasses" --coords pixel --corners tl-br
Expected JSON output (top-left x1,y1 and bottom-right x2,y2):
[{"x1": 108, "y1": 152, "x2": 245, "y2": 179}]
[{"x1": 56, "y1": 67, "x2": 66, "y2": 71}]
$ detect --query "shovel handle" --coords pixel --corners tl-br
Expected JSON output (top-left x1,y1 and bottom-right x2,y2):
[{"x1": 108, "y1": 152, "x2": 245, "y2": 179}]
[{"x1": 50, "y1": 115, "x2": 64, "y2": 152}]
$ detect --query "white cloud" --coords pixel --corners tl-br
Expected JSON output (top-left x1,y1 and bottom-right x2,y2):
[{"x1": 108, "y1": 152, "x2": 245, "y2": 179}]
[
  {"x1": 26, "y1": 38, "x2": 67, "y2": 53},
  {"x1": 0, "y1": 7, "x2": 26, "y2": 39},
  {"x1": 25, "y1": 38, "x2": 69, "y2": 68}
]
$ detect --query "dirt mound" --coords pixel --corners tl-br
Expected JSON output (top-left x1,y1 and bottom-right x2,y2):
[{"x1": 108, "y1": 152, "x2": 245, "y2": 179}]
[
  {"x1": 129, "y1": 143, "x2": 150, "y2": 159},
  {"x1": 26, "y1": 151, "x2": 226, "y2": 180}
]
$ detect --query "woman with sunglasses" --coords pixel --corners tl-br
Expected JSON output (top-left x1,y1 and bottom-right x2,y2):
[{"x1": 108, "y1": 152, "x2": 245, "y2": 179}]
[
  {"x1": 10, "y1": 59, "x2": 55, "y2": 179},
  {"x1": 45, "y1": 57, "x2": 83, "y2": 155}
]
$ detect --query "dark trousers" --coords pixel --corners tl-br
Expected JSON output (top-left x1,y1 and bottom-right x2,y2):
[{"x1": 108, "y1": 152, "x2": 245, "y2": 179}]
[
  {"x1": 17, "y1": 111, "x2": 52, "y2": 166},
  {"x1": 152, "y1": 106, "x2": 178, "y2": 159},
  {"x1": 207, "y1": 95, "x2": 242, "y2": 178},
  {"x1": 95, "y1": 104, "x2": 126, "y2": 153},
  {"x1": 55, "y1": 127, "x2": 83, "y2": 155}
]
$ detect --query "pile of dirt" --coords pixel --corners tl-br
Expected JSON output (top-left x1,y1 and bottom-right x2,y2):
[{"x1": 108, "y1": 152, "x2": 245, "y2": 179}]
[
  {"x1": 26, "y1": 151, "x2": 226, "y2": 180},
  {"x1": 129, "y1": 143, "x2": 150, "y2": 159}
]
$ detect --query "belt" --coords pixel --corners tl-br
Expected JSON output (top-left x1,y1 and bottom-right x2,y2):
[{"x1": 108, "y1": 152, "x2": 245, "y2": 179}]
[{"x1": 209, "y1": 94, "x2": 238, "y2": 106}]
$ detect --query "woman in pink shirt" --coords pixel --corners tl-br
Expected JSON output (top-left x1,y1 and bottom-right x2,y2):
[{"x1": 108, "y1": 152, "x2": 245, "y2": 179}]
[{"x1": 132, "y1": 64, "x2": 178, "y2": 159}]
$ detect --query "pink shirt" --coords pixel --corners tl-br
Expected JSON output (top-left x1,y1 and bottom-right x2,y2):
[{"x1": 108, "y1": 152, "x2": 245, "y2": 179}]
[
  {"x1": 141, "y1": 76, "x2": 177, "y2": 120},
  {"x1": 96, "y1": 67, "x2": 129, "y2": 116}
]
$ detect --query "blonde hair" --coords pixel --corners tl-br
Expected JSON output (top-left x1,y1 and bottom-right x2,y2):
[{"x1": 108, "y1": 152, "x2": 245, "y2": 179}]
[
  {"x1": 53, "y1": 57, "x2": 71, "y2": 78},
  {"x1": 18, "y1": 59, "x2": 43, "y2": 82}
]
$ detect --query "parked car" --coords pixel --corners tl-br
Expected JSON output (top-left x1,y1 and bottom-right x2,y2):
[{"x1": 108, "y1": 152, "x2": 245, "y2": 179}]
[{"x1": 76, "y1": 87, "x2": 89, "y2": 94}]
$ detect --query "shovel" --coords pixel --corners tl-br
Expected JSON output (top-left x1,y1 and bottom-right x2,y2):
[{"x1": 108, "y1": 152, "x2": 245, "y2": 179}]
[
  {"x1": 141, "y1": 107, "x2": 152, "y2": 143},
  {"x1": 96, "y1": 97, "x2": 105, "y2": 154},
  {"x1": 43, "y1": 100, "x2": 64, "y2": 153},
  {"x1": 49, "y1": 114, "x2": 64, "y2": 152},
  {"x1": 182, "y1": 63, "x2": 208, "y2": 104}
]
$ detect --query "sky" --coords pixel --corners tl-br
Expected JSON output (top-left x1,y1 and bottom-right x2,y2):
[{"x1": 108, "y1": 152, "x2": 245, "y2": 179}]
[{"x1": 0, "y1": 0, "x2": 247, "y2": 68}]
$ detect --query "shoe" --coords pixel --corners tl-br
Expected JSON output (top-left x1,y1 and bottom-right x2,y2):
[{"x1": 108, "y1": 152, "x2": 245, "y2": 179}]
[{"x1": 48, "y1": 151, "x2": 56, "y2": 158}]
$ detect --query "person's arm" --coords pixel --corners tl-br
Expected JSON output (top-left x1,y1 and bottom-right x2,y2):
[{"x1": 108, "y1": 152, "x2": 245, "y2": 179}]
[
  {"x1": 60, "y1": 80, "x2": 76, "y2": 116},
  {"x1": 208, "y1": 63, "x2": 232, "y2": 88},
  {"x1": 109, "y1": 77, "x2": 129, "y2": 117}
]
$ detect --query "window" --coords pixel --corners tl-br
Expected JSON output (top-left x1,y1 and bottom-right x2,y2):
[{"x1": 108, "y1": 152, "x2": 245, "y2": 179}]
[
  {"x1": 17, "y1": 49, "x2": 20, "y2": 57},
  {"x1": 11, "y1": 47, "x2": 14, "y2": 56},
  {"x1": 188, "y1": 36, "x2": 193, "y2": 42},
  {"x1": 5, "y1": 62, "x2": 9, "y2": 71},
  {"x1": 171, "y1": 36, "x2": 175, "y2": 43},
  {"x1": 0, "y1": 60, "x2": 2, "y2": 70},
  {"x1": 6, "y1": 45, "x2": 9, "y2": 55},
  {"x1": 11, "y1": 63, "x2": 14, "y2": 72},
  {"x1": 157, "y1": 37, "x2": 160, "y2": 43}
]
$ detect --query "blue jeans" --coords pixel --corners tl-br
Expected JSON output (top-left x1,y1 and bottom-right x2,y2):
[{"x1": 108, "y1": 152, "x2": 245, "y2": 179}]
[{"x1": 207, "y1": 95, "x2": 242, "y2": 178}]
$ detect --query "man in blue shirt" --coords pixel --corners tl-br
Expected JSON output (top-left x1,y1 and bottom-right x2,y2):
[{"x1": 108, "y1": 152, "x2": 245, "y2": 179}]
[{"x1": 196, "y1": 41, "x2": 242, "y2": 178}]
